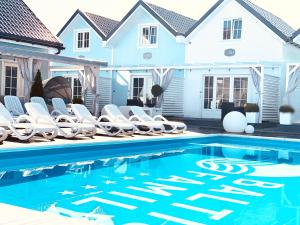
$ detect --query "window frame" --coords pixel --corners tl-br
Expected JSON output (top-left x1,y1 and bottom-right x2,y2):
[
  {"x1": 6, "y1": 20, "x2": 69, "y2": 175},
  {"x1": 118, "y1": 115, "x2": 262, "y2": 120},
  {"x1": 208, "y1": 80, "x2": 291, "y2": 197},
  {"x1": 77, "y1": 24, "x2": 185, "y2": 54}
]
[
  {"x1": 74, "y1": 29, "x2": 91, "y2": 52},
  {"x1": 64, "y1": 75, "x2": 83, "y2": 100},
  {"x1": 222, "y1": 18, "x2": 242, "y2": 40},
  {"x1": 130, "y1": 74, "x2": 153, "y2": 103},
  {"x1": 138, "y1": 24, "x2": 159, "y2": 48},
  {"x1": 1, "y1": 61, "x2": 23, "y2": 97}
]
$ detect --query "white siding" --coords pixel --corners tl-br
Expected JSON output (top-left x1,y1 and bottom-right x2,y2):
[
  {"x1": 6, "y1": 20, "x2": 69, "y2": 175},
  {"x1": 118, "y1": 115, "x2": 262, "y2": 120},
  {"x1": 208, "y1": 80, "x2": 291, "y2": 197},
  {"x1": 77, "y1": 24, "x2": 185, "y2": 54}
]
[
  {"x1": 85, "y1": 76, "x2": 112, "y2": 113},
  {"x1": 262, "y1": 74, "x2": 280, "y2": 121},
  {"x1": 162, "y1": 76, "x2": 184, "y2": 116}
]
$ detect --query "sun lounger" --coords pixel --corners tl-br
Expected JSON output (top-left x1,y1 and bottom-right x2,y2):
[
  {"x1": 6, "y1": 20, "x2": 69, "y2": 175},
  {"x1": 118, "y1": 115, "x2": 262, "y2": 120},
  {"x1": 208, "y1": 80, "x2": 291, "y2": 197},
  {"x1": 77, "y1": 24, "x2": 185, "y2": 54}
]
[
  {"x1": 0, "y1": 103, "x2": 58, "y2": 141},
  {"x1": 31, "y1": 97, "x2": 61, "y2": 117},
  {"x1": 25, "y1": 103, "x2": 96, "y2": 139},
  {"x1": 129, "y1": 106, "x2": 187, "y2": 133},
  {"x1": 0, "y1": 127, "x2": 8, "y2": 143},
  {"x1": 71, "y1": 104, "x2": 135, "y2": 136},
  {"x1": 101, "y1": 104, "x2": 164, "y2": 135},
  {"x1": 52, "y1": 98, "x2": 77, "y2": 121},
  {"x1": 4, "y1": 96, "x2": 26, "y2": 117}
]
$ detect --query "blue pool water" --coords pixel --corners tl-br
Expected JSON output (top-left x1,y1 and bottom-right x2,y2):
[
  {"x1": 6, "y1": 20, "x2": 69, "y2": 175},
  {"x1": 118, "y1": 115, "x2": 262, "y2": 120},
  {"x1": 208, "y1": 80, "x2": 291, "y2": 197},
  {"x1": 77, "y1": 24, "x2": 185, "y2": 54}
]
[{"x1": 0, "y1": 136, "x2": 300, "y2": 225}]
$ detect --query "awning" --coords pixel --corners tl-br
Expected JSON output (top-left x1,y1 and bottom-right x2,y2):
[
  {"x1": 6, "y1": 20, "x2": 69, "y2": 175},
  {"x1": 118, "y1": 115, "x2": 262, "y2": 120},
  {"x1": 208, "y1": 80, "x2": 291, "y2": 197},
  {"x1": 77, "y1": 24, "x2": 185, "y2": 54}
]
[{"x1": 0, "y1": 46, "x2": 107, "y2": 67}]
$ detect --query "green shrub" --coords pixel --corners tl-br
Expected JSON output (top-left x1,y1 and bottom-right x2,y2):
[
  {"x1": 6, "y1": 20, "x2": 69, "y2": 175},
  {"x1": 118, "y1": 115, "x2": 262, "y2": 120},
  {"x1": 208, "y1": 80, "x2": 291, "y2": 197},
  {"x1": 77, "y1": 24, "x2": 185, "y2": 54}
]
[
  {"x1": 279, "y1": 105, "x2": 295, "y2": 113},
  {"x1": 244, "y1": 103, "x2": 259, "y2": 112},
  {"x1": 151, "y1": 85, "x2": 164, "y2": 97},
  {"x1": 30, "y1": 70, "x2": 44, "y2": 98}
]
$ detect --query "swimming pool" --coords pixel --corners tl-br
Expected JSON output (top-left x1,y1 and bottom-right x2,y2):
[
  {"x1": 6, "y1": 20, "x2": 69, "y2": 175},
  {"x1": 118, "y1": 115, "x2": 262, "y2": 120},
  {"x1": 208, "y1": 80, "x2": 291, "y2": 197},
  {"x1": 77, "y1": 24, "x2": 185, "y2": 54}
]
[{"x1": 0, "y1": 135, "x2": 300, "y2": 225}]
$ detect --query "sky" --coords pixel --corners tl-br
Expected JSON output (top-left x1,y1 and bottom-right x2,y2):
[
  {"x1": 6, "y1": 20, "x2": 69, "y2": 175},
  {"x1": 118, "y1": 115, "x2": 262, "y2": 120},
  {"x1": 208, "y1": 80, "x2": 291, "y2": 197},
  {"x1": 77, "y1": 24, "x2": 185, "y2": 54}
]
[{"x1": 24, "y1": 0, "x2": 300, "y2": 34}]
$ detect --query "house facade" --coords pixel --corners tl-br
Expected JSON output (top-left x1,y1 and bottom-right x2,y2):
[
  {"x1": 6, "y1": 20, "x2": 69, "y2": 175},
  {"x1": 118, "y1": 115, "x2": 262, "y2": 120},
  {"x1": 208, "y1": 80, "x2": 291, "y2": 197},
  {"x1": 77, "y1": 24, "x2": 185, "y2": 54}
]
[{"x1": 56, "y1": 0, "x2": 300, "y2": 122}]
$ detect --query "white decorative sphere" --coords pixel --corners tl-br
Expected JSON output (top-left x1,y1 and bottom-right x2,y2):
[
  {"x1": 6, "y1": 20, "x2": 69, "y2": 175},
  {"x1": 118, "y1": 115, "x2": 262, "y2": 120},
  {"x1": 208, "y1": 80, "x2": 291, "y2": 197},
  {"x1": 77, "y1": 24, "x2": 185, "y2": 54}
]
[
  {"x1": 223, "y1": 111, "x2": 247, "y2": 133},
  {"x1": 245, "y1": 125, "x2": 255, "y2": 134}
]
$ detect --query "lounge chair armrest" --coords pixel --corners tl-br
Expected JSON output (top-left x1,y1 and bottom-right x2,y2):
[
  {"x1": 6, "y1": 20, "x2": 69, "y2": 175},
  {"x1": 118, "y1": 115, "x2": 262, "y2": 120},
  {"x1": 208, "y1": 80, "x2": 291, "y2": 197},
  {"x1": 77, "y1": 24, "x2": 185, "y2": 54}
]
[
  {"x1": 15, "y1": 115, "x2": 33, "y2": 123},
  {"x1": 129, "y1": 115, "x2": 142, "y2": 122},
  {"x1": 56, "y1": 115, "x2": 75, "y2": 123},
  {"x1": 153, "y1": 115, "x2": 167, "y2": 121},
  {"x1": 98, "y1": 115, "x2": 113, "y2": 122}
]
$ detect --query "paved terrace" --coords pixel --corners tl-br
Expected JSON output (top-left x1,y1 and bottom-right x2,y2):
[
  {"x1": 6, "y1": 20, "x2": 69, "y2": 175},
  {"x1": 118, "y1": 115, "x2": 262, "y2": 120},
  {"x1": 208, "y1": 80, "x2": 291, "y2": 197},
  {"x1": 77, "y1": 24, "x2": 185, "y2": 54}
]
[{"x1": 1, "y1": 117, "x2": 300, "y2": 148}]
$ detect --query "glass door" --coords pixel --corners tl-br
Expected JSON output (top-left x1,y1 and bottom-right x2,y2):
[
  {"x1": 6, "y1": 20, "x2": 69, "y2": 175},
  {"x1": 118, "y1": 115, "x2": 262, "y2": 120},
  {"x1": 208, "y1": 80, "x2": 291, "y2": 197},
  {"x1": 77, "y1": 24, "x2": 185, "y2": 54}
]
[{"x1": 202, "y1": 76, "x2": 248, "y2": 119}]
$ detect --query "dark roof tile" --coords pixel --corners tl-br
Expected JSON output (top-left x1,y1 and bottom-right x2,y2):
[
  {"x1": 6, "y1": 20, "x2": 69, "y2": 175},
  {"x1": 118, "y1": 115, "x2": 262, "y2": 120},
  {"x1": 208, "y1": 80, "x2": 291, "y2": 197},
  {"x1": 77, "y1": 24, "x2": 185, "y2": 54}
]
[
  {"x1": 85, "y1": 12, "x2": 119, "y2": 37},
  {"x1": 145, "y1": 2, "x2": 196, "y2": 35},
  {"x1": 0, "y1": 0, "x2": 63, "y2": 49}
]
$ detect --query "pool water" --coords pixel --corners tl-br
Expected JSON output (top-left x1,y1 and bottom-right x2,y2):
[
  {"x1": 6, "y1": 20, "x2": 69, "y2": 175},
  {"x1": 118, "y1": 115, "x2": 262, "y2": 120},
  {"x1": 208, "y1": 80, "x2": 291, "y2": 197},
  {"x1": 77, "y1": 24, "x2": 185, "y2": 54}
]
[{"x1": 0, "y1": 137, "x2": 300, "y2": 225}]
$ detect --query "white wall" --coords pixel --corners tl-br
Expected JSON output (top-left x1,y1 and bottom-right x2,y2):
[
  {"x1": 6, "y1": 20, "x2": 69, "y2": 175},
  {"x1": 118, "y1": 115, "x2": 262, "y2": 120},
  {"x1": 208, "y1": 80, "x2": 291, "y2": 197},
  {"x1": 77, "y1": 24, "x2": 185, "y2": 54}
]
[
  {"x1": 186, "y1": 0, "x2": 286, "y2": 64},
  {"x1": 184, "y1": 67, "x2": 258, "y2": 118}
]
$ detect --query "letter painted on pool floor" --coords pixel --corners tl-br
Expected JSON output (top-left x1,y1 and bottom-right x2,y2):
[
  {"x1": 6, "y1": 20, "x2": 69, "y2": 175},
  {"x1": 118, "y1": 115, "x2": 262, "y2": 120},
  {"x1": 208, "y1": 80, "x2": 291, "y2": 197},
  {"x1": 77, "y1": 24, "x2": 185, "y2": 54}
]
[
  {"x1": 148, "y1": 212, "x2": 205, "y2": 225},
  {"x1": 127, "y1": 182, "x2": 186, "y2": 196},
  {"x1": 172, "y1": 202, "x2": 233, "y2": 220},
  {"x1": 187, "y1": 193, "x2": 249, "y2": 205},
  {"x1": 187, "y1": 171, "x2": 226, "y2": 180},
  {"x1": 72, "y1": 197, "x2": 137, "y2": 210},
  {"x1": 233, "y1": 179, "x2": 284, "y2": 189},
  {"x1": 210, "y1": 185, "x2": 264, "y2": 197},
  {"x1": 157, "y1": 175, "x2": 204, "y2": 185}
]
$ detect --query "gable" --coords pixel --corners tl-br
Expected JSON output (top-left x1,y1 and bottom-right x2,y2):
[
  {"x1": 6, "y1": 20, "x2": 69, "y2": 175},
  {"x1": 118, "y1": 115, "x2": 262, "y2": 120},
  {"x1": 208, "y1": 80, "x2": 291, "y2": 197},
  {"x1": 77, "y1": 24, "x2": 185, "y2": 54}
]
[
  {"x1": 186, "y1": 0, "x2": 294, "y2": 42},
  {"x1": 57, "y1": 9, "x2": 118, "y2": 40},
  {"x1": 106, "y1": 1, "x2": 196, "y2": 42}
]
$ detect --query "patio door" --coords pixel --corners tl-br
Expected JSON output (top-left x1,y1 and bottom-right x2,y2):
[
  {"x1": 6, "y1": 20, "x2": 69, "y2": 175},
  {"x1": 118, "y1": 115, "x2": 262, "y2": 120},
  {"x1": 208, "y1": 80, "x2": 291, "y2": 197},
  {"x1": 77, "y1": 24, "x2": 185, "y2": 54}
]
[{"x1": 202, "y1": 75, "x2": 248, "y2": 119}]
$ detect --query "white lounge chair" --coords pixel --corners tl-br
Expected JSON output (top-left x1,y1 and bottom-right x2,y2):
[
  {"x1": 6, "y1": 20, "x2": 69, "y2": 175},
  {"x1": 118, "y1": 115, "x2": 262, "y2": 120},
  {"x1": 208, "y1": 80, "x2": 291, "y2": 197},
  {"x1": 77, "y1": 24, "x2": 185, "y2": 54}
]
[
  {"x1": 25, "y1": 103, "x2": 96, "y2": 139},
  {"x1": 4, "y1": 96, "x2": 25, "y2": 117},
  {"x1": 129, "y1": 106, "x2": 187, "y2": 133},
  {"x1": 0, "y1": 103, "x2": 58, "y2": 141},
  {"x1": 71, "y1": 104, "x2": 135, "y2": 136},
  {"x1": 31, "y1": 97, "x2": 61, "y2": 117},
  {"x1": 101, "y1": 104, "x2": 164, "y2": 135},
  {"x1": 52, "y1": 98, "x2": 77, "y2": 121},
  {"x1": 0, "y1": 127, "x2": 8, "y2": 143}
]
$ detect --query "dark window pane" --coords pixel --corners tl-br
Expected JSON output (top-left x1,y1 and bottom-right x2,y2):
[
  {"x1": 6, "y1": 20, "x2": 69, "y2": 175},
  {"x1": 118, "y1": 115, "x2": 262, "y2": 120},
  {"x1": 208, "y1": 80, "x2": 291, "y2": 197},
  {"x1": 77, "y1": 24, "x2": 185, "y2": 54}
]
[
  {"x1": 5, "y1": 77, "x2": 11, "y2": 87},
  {"x1": 11, "y1": 78, "x2": 17, "y2": 88},
  {"x1": 12, "y1": 67, "x2": 18, "y2": 77},
  {"x1": 5, "y1": 66, "x2": 11, "y2": 76},
  {"x1": 134, "y1": 78, "x2": 138, "y2": 87},
  {"x1": 11, "y1": 88, "x2": 17, "y2": 96}
]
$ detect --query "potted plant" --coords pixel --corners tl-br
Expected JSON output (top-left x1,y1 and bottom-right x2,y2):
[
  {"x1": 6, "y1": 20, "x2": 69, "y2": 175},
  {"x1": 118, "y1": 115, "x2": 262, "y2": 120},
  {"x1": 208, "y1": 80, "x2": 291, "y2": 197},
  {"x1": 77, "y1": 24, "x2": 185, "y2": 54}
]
[
  {"x1": 244, "y1": 103, "x2": 259, "y2": 123},
  {"x1": 279, "y1": 105, "x2": 294, "y2": 125}
]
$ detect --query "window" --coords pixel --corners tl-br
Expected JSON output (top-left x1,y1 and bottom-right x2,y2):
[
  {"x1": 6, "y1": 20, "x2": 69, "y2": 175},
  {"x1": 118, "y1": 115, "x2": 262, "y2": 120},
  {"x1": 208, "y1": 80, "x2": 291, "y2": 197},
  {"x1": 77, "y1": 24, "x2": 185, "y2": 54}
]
[
  {"x1": 223, "y1": 19, "x2": 242, "y2": 40},
  {"x1": 132, "y1": 77, "x2": 144, "y2": 100},
  {"x1": 204, "y1": 76, "x2": 214, "y2": 109},
  {"x1": 5, "y1": 66, "x2": 18, "y2": 96},
  {"x1": 140, "y1": 25, "x2": 158, "y2": 47},
  {"x1": 216, "y1": 77, "x2": 230, "y2": 109},
  {"x1": 234, "y1": 77, "x2": 248, "y2": 107},
  {"x1": 75, "y1": 31, "x2": 90, "y2": 50},
  {"x1": 66, "y1": 77, "x2": 83, "y2": 100}
]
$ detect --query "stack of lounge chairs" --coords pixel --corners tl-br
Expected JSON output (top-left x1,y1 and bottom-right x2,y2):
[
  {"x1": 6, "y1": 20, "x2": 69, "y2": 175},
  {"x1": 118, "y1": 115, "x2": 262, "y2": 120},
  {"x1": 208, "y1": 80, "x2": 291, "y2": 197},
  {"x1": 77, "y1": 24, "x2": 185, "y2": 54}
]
[{"x1": 0, "y1": 95, "x2": 187, "y2": 144}]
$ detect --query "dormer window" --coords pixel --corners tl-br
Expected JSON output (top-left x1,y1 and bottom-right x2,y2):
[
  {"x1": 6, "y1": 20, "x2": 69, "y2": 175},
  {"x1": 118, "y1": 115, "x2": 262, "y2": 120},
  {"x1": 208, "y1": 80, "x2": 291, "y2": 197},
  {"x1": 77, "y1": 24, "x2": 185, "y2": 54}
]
[
  {"x1": 140, "y1": 24, "x2": 158, "y2": 48},
  {"x1": 75, "y1": 30, "x2": 90, "y2": 50},
  {"x1": 223, "y1": 19, "x2": 242, "y2": 40}
]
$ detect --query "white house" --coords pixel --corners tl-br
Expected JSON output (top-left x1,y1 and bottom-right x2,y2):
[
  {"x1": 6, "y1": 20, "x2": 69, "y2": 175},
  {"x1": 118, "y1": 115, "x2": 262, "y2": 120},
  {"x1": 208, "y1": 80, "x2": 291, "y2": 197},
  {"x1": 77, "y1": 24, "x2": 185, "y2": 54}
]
[{"x1": 183, "y1": 0, "x2": 300, "y2": 122}]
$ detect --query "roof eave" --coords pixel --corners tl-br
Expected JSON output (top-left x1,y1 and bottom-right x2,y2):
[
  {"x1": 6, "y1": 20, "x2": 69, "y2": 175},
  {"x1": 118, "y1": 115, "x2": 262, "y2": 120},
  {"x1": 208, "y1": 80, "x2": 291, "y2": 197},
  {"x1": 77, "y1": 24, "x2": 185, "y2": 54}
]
[
  {"x1": 0, "y1": 33, "x2": 65, "y2": 51},
  {"x1": 106, "y1": 1, "x2": 180, "y2": 41},
  {"x1": 57, "y1": 9, "x2": 107, "y2": 40},
  {"x1": 236, "y1": 0, "x2": 291, "y2": 42}
]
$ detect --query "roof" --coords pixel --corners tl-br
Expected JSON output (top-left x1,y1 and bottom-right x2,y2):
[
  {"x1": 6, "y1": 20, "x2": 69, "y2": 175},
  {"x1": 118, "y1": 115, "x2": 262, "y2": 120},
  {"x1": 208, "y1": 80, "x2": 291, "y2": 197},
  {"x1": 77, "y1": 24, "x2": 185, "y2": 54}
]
[
  {"x1": 186, "y1": 0, "x2": 295, "y2": 42},
  {"x1": 145, "y1": 2, "x2": 197, "y2": 35},
  {"x1": 107, "y1": 1, "x2": 197, "y2": 40},
  {"x1": 85, "y1": 12, "x2": 119, "y2": 37},
  {"x1": 0, "y1": 0, "x2": 64, "y2": 50},
  {"x1": 57, "y1": 9, "x2": 119, "y2": 40},
  {"x1": 293, "y1": 29, "x2": 300, "y2": 39}
]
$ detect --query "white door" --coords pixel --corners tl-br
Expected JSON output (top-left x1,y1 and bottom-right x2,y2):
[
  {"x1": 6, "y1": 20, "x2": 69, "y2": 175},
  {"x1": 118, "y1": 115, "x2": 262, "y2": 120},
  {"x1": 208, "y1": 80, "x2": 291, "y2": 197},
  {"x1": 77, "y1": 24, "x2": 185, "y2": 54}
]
[
  {"x1": 202, "y1": 75, "x2": 248, "y2": 119},
  {"x1": 1, "y1": 63, "x2": 23, "y2": 97}
]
